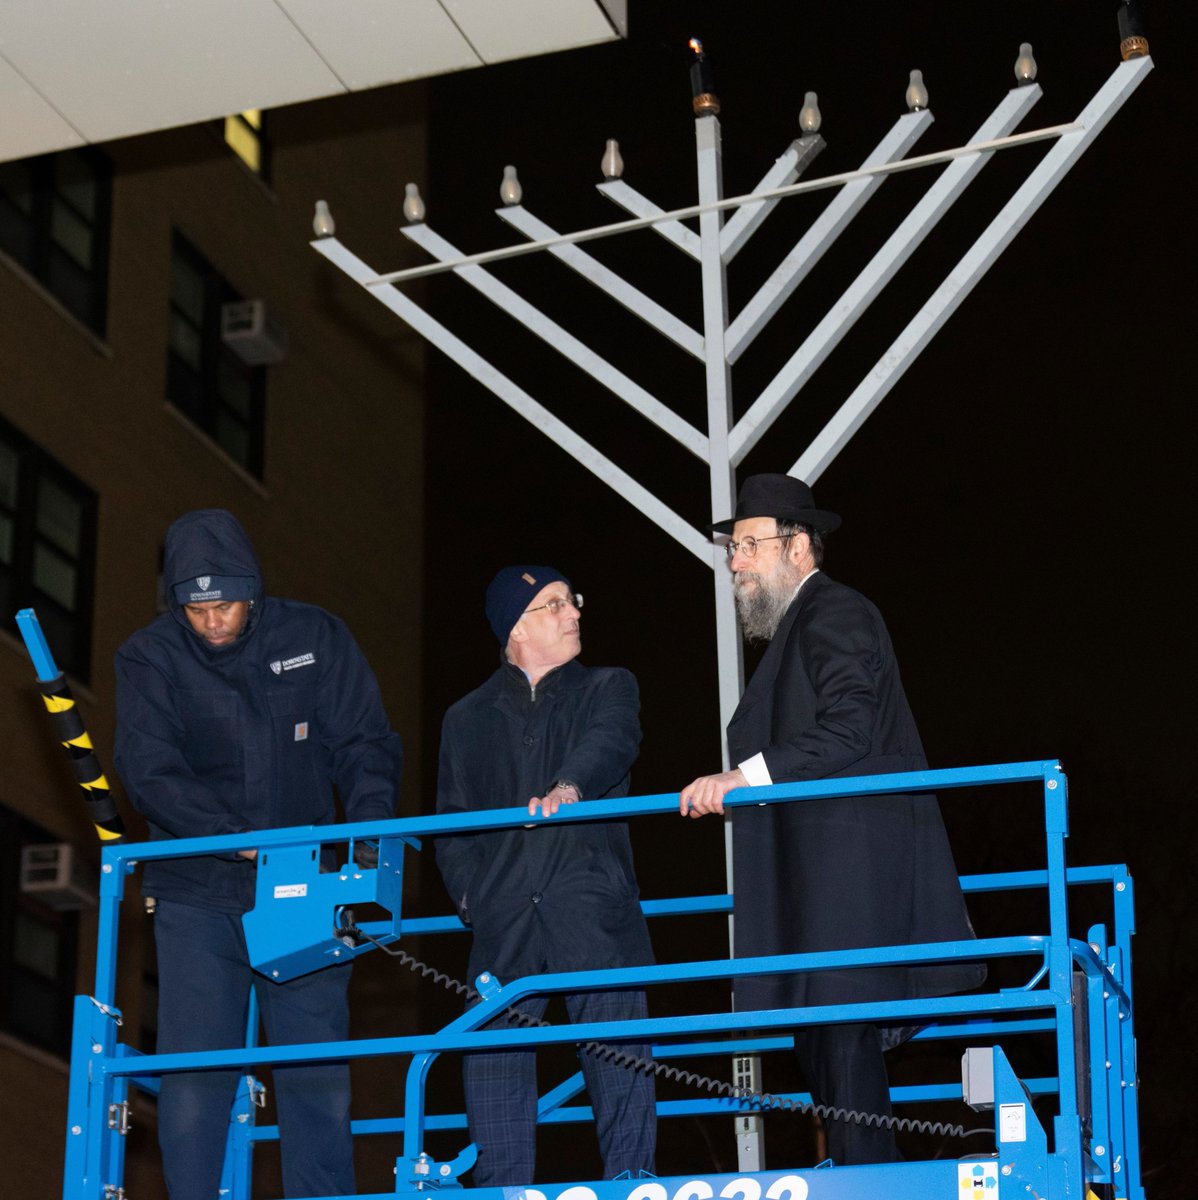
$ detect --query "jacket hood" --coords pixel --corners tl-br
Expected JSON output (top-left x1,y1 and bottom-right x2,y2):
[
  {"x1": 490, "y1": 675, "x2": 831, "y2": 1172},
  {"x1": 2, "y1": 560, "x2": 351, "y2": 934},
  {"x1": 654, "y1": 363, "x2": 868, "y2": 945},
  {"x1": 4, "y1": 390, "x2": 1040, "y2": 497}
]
[{"x1": 163, "y1": 509, "x2": 264, "y2": 631}]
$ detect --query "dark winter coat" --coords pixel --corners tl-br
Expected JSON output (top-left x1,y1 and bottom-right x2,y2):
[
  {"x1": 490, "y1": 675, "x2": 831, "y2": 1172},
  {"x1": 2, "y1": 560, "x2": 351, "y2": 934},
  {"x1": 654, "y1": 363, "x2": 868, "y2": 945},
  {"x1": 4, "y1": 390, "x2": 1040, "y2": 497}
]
[
  {"x1": 435, "y1": 658, "x2": 653, "y2": 984},
  {"x1": 114, "y1": 509, "x2": 402, "y2": 913},
  {"x1": 728, "y1": 570, "x2": 984, "y2": 1010}
]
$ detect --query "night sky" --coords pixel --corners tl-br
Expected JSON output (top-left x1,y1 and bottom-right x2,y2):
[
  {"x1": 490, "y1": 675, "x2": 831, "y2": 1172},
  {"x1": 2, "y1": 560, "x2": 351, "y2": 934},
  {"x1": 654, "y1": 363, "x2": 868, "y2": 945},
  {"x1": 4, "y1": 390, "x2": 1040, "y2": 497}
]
[{"x1": 395, "y1": 3, "x2": 1193, "y2": 1191}]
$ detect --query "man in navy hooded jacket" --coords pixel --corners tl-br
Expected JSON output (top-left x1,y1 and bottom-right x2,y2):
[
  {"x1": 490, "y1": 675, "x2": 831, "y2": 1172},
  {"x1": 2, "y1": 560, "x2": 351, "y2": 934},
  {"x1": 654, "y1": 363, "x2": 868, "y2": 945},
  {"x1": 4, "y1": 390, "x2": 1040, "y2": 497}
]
[{"x1": 114, "y1": 508, "x2": 403, "y2": 1200}]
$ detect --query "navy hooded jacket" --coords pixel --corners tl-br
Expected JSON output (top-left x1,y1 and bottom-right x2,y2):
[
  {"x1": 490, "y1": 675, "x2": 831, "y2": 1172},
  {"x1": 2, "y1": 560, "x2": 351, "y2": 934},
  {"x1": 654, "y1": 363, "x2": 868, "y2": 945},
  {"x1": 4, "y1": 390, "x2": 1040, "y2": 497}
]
[{"x1": 114, "y1": 509, "x2": 403, "y2": 913}]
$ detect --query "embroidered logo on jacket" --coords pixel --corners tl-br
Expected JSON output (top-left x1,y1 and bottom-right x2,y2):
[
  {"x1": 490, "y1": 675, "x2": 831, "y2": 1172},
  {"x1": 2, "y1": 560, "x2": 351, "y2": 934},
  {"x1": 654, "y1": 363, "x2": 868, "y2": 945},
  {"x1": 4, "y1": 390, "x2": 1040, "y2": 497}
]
[{"x1": 269, "y1": 652, "x2": 316, "y2": 675}]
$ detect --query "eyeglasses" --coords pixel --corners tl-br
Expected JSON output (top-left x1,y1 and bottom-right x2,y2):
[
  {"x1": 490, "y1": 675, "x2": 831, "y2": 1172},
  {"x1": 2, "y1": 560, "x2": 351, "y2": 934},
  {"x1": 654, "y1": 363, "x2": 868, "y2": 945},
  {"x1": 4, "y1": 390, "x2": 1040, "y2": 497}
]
[
  {"x1": 525, "y1": 592, "x2": 584, "y2": 616},
  {"x1": 724, "y1": 535, "x2": 792, "y2": 559}
]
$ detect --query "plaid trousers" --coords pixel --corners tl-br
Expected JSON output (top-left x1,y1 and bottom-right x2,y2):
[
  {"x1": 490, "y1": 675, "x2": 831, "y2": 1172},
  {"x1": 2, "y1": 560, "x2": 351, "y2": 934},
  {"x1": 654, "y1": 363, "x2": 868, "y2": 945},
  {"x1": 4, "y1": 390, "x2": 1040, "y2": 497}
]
[{"x1": 463, "y1": 988, "x2": 656, "y2": 1186}]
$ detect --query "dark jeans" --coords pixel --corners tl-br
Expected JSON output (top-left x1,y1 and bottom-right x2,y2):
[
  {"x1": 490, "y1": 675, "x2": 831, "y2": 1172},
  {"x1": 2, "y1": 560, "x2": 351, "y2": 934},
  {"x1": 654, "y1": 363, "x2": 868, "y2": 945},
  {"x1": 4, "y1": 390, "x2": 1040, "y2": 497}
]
[{"x1": 154, "y1": 900, "x2": 356, "y2": 1199}]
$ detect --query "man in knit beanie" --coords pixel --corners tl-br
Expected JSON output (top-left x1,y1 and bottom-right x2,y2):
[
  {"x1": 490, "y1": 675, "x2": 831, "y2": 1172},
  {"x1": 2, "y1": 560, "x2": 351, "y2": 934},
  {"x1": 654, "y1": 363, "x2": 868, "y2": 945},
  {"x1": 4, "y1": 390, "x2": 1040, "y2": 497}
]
[{"x1": 434, "y1": 566, "x2": 655, "y2": 1186}]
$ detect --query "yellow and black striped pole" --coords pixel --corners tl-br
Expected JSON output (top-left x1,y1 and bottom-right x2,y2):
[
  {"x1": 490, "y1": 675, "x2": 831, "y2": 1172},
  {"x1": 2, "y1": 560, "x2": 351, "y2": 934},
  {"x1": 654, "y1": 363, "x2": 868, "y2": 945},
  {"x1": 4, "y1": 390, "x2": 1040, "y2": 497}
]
[{"x1": 16, "y1": 608, "x2": 125, "y2": 842}]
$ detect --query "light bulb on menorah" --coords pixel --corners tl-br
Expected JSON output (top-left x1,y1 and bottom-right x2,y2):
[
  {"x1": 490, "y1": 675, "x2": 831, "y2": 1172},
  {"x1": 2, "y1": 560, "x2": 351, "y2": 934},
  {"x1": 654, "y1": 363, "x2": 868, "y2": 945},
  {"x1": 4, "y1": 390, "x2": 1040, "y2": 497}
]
[
  {"x1": 600, "y1": 139, "x2": 624, "y2": 181},
  {"x1": 312, "y1": 199, "x2": 335, "y2": 238},
  {"x1": 402, "y1": 183, "x2": 426, "y2": 224},
  {"x1": 499, "y1": 165, "x2": 523, "y2": 207}
]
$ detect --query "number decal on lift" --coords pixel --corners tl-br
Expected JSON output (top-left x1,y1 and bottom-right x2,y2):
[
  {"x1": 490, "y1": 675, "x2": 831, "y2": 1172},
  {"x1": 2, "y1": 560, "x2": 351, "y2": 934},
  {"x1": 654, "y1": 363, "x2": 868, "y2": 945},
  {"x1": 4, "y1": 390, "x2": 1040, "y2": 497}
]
[
  {"x1": 719, "y1": 1178, "x2": 762, "y2": 1200},
  {"x1": 539, "y1": 1173, "x2": 807, "y2": 1200},
  {"x1": 671, "y1": 1181, "x2": 715, "y2": 1200},
  {"x1": 556, "y1": 1188, "x2": 598, "y2": 1200},
  {"x1": 626, "y1": 1184, "x2": 668, "y2": 1200},
  {"x1": 765, "y1": 1175, "x2": 808, "y2": 1200}
]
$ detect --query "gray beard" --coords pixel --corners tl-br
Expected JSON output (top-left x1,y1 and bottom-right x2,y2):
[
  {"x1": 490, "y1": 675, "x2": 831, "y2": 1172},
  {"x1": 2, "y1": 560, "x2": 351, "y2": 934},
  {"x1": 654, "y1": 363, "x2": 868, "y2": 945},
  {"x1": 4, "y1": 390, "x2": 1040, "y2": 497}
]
[{"x1": 734, "y1": 569, "x2": 798, "y2": 643}]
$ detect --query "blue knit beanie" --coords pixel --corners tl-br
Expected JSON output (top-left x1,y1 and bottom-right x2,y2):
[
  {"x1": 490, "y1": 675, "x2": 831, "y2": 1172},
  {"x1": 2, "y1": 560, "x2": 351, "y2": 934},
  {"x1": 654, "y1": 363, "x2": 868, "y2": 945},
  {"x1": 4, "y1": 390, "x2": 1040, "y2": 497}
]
[{"x1": 485, "y1": 565, "x2": 571, "y2": 645}]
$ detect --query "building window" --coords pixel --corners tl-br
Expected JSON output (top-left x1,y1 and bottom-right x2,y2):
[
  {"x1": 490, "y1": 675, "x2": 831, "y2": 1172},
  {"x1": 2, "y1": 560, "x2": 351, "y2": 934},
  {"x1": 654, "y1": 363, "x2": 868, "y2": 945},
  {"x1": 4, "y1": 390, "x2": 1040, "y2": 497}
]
[
  {"x1": 0, "y1": 414, "x2": 98, "y2": 681},
  {"x1": 222, "y1": 110, "x2": 270, "y2": 181},
  {"x1": 166, "y1": 233, "x2": 266, "y2": 477},
  {"x1": 0, "y1": 147, "x2": 112, "y2": 336},
  {"x1": 0, "y1": 807, "x2": 81, "y2": 1059}
]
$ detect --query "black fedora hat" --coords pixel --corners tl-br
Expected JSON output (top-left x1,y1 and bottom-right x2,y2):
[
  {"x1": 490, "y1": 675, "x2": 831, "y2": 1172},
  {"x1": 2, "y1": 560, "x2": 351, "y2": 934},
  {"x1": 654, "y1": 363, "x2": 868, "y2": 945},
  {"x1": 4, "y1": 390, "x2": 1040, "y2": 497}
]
[{"x1": 710, "y1": 473, "x2": 841, "y2": 535}]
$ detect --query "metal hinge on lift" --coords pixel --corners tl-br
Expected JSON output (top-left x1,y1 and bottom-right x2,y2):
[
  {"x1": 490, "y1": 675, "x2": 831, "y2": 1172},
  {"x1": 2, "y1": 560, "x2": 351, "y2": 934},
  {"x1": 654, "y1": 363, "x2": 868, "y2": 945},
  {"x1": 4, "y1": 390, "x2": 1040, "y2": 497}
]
[
  {"x1": 233, "y1": 1076, "x2": 268, "y2": 1125},
  {"x1": 733, "y1": 1053, "x2": 765, "y2": 1171},
  {"x1": 107, "y1": 1101, "x2": 131, "y2": 1135}
]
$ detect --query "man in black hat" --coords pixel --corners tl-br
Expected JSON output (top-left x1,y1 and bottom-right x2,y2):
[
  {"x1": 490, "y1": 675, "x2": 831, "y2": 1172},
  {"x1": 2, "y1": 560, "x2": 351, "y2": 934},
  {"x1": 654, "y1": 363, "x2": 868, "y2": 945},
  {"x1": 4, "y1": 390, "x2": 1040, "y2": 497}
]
[
  {"x1": 680, "y1": 474, "x2": 982, "y2": 1166},
  {"x1": 434, "y1": 566, "x2": 655, "y2": 1186}
]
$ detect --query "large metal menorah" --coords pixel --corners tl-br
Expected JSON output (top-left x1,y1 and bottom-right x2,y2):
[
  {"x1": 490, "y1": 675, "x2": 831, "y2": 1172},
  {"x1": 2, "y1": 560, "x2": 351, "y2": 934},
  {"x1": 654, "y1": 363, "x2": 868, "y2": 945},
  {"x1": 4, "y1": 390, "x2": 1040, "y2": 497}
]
[{"x1": 312, "y1": 47, "x2": 1150, "y2": 1168}]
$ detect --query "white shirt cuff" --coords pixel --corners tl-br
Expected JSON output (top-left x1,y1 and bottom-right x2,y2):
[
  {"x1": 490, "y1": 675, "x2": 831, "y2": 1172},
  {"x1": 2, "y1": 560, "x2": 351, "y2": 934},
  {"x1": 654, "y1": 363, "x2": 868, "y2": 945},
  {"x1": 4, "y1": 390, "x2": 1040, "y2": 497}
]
[{"x1": 737, "y1": 752, "x2": 773, "y2": 787}]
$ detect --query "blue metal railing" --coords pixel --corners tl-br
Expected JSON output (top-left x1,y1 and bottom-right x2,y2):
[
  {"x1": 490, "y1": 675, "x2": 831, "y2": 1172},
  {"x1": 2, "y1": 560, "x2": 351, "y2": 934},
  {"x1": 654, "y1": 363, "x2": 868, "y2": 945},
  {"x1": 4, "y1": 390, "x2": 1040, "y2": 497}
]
[{"x1": 65, "y1": 760, "x2": 1143, "y2": 1200}]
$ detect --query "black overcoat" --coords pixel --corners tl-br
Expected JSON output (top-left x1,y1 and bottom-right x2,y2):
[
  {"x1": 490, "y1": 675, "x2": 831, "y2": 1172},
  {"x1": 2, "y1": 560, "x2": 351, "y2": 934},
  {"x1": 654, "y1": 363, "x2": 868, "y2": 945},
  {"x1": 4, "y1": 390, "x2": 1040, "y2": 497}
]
[{"x1": 727, "y1": 571, "x2": 984, "y2": 1011}]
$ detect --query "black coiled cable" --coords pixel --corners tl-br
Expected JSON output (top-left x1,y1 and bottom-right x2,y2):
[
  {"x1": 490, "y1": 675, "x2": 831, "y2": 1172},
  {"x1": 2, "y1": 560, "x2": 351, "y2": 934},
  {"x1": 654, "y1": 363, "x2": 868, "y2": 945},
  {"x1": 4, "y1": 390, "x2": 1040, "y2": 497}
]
[{"x1": 338, "y1": 916, "x2": 987, "y2": 1143}]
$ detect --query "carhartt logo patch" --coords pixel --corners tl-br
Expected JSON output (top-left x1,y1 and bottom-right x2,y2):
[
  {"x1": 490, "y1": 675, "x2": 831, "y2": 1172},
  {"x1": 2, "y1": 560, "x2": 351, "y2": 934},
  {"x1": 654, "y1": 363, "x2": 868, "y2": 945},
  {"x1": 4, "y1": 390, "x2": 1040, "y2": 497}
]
[
  {"x1": 294, "y1": 722, "x2": 309, "y2": 741},
  {"x1": 197, "y1": 576, "x2": 211, "y2": 591},
  {"x1": 521, "y1": 572, "x2": 536, "y2": 585}
]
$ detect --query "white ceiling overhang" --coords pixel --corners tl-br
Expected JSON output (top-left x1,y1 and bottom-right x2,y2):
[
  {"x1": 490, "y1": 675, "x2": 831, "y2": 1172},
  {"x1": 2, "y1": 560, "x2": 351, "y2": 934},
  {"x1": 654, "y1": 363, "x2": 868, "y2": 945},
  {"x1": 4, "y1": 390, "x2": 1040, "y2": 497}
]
[{"x1": 0, "y1": 0, "x2": 626, "y2": 162}]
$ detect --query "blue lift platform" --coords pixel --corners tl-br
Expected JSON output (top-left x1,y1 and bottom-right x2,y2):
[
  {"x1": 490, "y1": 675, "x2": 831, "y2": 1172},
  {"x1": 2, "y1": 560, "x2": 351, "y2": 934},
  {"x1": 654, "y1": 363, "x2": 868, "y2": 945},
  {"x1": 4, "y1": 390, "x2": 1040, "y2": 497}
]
[{"x1": 63, "y1": 760, "x2": 1144, "y2": 1199}]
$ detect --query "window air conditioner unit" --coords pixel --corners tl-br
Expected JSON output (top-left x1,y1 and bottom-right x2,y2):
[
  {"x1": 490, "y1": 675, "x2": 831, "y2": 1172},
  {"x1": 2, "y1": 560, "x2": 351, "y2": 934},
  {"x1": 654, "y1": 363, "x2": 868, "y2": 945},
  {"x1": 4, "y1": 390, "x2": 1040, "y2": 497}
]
[
  {"x1": 19, "y1": 843, "x2": 98, "y2": 911},
  {"x1": 221, "y1": 298, "x2": 287, "y2": 365}
]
